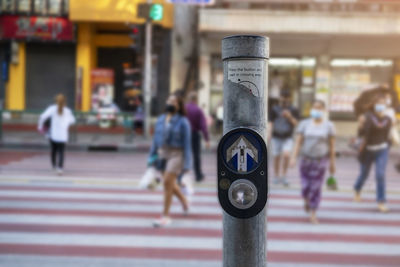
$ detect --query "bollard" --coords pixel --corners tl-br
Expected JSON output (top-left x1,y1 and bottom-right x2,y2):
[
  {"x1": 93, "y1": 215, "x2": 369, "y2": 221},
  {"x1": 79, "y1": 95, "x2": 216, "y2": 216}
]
[{"x1": 221, "y1": 35, "x2": 269, "y2": 267}]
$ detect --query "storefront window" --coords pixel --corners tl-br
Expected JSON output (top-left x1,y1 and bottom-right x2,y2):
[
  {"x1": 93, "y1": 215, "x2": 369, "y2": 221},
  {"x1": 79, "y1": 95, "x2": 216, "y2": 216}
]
[
  {"x1": 48, "y1": 0, "x2": 61, "y2": 15},
  {"x1": 1, "y1": 0, "x2": 17, "y2": 13},
  {"x1": 17, "y1": 0, "x2": 31, "y2": 13},
  {"x1": 210, "y1": 55, "x2": 223, "y2": 116},
  {"x1": 33, "y1": 0, "x2": 46, "y2": 15},
  {"x1": 329, "y1": 58, "x2": 393, "y2": 117},
  {"x1": 62, "y1": 0, "x2": 68, "y2": 14}
]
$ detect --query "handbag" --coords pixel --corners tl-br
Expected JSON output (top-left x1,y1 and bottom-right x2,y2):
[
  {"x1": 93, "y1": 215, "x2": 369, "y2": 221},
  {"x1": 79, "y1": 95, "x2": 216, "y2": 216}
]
[{"x1": 390, "y1": 127, "x2": 400, "y2": 146}]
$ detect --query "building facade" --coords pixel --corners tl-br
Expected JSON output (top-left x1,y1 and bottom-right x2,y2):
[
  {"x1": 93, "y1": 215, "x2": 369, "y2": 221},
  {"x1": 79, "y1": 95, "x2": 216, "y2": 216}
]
[
  {"x1": 198, "y1": 0, "x2": 400, "y2": 120},
  {"x1": 0, "y1": 0, "x2": 173, "y2": 114}
]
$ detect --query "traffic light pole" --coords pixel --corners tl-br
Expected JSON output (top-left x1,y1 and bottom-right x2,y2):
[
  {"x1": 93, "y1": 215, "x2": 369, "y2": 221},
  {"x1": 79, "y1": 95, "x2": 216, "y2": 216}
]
[
  {"x1": 221, "y1": 35, "x2": 269, "y2": 267},
  {"x1": 143, "y1": 0, "x2": 153, "y2": 138}
]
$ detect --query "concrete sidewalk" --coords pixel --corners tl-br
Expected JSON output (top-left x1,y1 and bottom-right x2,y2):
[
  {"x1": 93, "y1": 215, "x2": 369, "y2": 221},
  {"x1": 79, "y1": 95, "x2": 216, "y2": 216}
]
[{"x1": 1, "y1": 127, "x2": 400, "y2": 157}]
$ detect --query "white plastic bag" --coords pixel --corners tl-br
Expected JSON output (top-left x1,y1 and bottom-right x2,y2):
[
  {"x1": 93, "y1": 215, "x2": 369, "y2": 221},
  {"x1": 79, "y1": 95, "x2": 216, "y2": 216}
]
[
  {"x1": 139, "y1": 167, "x2": 160, "y2": 190},
  {"x1": 180, "y1": 172, "x2": 194, "y2": 200}
]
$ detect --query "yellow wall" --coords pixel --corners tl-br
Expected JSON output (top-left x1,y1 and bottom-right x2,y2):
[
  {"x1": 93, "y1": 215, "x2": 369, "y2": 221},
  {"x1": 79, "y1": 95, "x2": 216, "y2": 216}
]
[
  {"x1": 76, "y1": 23, "x2": 97, "y2": 112},
  {"x1": 69, "y1": 0, "x2": 173, "y2": 29},
  {"x1": 6, "y1": 43, "x2": 26, "y2": 110},
  {"x1": 94, "y1": 34, "x2": 133, "y2": 48}
]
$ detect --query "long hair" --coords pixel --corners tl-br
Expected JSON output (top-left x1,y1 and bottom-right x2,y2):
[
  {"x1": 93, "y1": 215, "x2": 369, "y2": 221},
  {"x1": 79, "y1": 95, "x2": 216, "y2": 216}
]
[
  {"x1": 55, "y1": 94, "x2": 65, "y2": 115},
  {"x1": 172, "y1": 92, "x2": 186, "y2": 117}
]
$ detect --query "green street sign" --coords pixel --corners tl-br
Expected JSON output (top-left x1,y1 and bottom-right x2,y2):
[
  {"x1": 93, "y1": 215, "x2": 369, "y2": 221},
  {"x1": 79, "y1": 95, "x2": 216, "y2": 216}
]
[{"x1": 149, "y1": 4, "x2": 163, "y2": 21}]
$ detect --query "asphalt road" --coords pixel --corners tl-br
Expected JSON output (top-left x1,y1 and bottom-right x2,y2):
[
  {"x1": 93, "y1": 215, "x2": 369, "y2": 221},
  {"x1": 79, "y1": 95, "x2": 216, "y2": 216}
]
[{"x1": 0, "y1": 149, "x2": 400, "y2": 266}]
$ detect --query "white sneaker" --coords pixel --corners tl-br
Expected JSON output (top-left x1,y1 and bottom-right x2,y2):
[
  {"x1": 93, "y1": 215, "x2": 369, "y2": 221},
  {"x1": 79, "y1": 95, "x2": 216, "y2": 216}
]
[
  {"x1": 57, "y1": 168, "x2": 63, "y2": 176},
  {"x1": 282, "y1": 177, "x2": 289, "y2": 187},
  {"x1": 183, "y1": 206, "x2": 190, "y2": 217},
  {"x1": 153, "y1": 217, "x2": 171, "y2": 228}
]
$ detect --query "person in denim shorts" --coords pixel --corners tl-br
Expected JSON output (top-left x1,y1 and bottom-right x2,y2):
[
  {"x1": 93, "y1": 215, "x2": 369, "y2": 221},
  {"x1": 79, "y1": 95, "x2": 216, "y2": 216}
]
[{"x1": 268, "y1": 91, "x2": 299, "y2": 186}]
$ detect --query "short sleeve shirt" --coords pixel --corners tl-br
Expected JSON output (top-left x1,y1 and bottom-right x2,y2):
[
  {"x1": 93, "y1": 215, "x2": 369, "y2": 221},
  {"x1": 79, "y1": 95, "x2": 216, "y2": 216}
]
[
  {"x1": 296, "y1": 119, "x2": 336, "y2": 158},
  {"x1": 269, "y1": 105, "x2": 299, "y2": 138}
]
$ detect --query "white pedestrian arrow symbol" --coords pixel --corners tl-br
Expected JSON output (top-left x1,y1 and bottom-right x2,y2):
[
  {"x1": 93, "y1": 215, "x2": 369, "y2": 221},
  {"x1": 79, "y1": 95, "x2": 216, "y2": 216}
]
[{"x1": 227, "y1": 136, "x2": 258, "y2": 172}]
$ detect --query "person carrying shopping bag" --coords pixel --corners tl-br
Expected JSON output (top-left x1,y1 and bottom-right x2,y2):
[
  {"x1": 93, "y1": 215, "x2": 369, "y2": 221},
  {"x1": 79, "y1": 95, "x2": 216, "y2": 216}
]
[
  {"x1": 149, "y1": 93, "x2": 192, "y2": 227},
  {"x1": 290, "y1": 100, "x2": 336, "y2": 224}
]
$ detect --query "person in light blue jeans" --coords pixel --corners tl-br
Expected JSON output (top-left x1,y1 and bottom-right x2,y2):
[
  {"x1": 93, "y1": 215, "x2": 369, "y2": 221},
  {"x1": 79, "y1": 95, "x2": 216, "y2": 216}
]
[{"x1": 354, "y1": 95, "x2": 392, "y2": 212}]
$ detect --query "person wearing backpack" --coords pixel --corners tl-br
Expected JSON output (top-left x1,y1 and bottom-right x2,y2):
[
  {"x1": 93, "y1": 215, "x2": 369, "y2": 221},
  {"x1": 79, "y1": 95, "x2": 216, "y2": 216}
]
[
  {"x1": 148, "y1": 93, "x2": 192, "y2": 227},
  {"x1": 290, "y1": 100, "x2": 336, "y2": 224},
  {"x1": 268, "y1": 90, "x2": 299, "y2": 186}
]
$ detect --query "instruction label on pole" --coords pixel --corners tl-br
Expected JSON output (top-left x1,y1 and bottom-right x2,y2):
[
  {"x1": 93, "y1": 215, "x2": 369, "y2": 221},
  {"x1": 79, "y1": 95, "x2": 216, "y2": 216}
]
[{"x1": 228, "y1": 60, "x2": 266, "y2": 97}]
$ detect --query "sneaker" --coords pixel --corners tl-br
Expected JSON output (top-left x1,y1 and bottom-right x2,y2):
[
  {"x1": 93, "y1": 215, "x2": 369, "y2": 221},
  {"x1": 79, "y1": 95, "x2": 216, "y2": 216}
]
[
  {"x1": 153, "y1": 216, "x2": 171, "y2": 228},
  {"x1": 396, "y1": 163, "x2": 400, "y2": 173},
  {"x1": 195, "y1": 175, "x2": 205, "y2": 183},
  {"x1": 273, "y1": 177, "x2": 280, "y2": 185},
  {"x1": 57, "y1": 168, "x2": 63, "y2": 176},
  {"x1": 281, "y1": 177, "x2": 289, "y2": 187},
  {"x1": 378, "y1": 203, "x2": 389, "y2": 213},
  {"x1": 354, "y1": 191, "x2": 361, "y2": 202},
  {"x1": 183, "y1": 206, "x2": 190, "y2": 217}
]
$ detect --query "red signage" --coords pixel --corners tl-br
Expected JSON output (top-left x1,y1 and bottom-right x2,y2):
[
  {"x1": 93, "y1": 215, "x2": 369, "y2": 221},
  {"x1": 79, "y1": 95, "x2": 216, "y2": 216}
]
[{"x1": 0, "y1": 15, "x2": 74, "y2": 41}]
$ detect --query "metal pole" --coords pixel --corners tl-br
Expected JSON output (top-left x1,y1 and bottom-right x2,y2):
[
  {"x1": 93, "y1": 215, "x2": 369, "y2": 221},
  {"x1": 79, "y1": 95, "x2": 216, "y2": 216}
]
[
  {"x1": 0, "y1": 99, "x2": 3, "y2": 143},
  {"x1": 143, "y1": 0, "x2": 152, "y2": 138},
  {"x1": 221, "y1": 35, "x2": 269, "y2": 267}
]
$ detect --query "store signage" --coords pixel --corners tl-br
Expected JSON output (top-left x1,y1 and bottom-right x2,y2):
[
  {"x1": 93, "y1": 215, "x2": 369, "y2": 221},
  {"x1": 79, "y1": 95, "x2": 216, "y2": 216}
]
[
  {"x1": 0, "y1": 15, "x2": 74, "y2": 41},
  {"x1": 91, "y1": 69, "x2": 115, "y2": 112}
]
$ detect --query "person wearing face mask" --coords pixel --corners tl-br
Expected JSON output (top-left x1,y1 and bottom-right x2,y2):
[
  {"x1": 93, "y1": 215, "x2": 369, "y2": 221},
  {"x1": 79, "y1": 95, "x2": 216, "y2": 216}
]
[
  {"x1": 148, "y1": 94, "x2": 192, "y2": 227},
  {"x1": 268, "y1": 90, "x2": 299, "y2": 186},
  {"x1": 290, "y1": 100, "x2": 336, "y2": 224},
  {"x1": 354, "y1": 95, "x2": 392, "y2": 212}
]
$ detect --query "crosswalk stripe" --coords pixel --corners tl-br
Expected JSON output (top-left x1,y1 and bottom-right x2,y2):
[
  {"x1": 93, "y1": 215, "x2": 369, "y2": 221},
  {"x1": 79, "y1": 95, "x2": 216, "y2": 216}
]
[
  {"x1": 2, "y1": 200, "x2": 400, "y2": 222},
  {"x1": 2, "y1": 231, "x2": 400, "y2": 256},
  {"x1": 1, "y1": 176, "x2": 400, "y2": 266},
  {"x1": 1, "y1": 223, "x2": 400, "y2": 244}
]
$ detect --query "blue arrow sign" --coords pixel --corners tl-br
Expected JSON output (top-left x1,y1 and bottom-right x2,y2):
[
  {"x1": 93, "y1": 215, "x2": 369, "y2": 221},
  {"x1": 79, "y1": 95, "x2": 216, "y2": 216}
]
[{"x1": 227, "y1": 136, "x2": 259, "y2": 173}]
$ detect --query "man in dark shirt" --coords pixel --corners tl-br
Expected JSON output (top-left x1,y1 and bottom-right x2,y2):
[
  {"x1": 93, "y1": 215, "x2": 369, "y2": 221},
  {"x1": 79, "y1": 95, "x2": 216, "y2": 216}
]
[
  {"x1": 185, "y1": 92, "x2": 210, "y2": 182},
  {"x1": 268, "y1": 91, "x2": 299, "y2": 186}
]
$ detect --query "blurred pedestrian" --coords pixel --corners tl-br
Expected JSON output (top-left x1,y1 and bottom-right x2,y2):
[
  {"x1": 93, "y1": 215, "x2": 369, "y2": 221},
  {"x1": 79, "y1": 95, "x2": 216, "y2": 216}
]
[
  {"x1": 185, "y1": 92, "x2": 210, "y2": 182},
  {"x1": 269, "y1": 90, "x2": 299, "y2": 186},
  {"x1": 215, "y1": 103, "x2": 223, "y2": 134},
  {"x1": 38, "y1": 94, "x2": 76, "y2": 175},
  {"x1": 149, "y1": 94, "x2": 192, "y2": 227},
  {"x1": 290, "y1": 100, "x2": 336, "y2": 224},
  {"x1": 354, "y1": 95, "x2": 392, "y2": 212}
]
